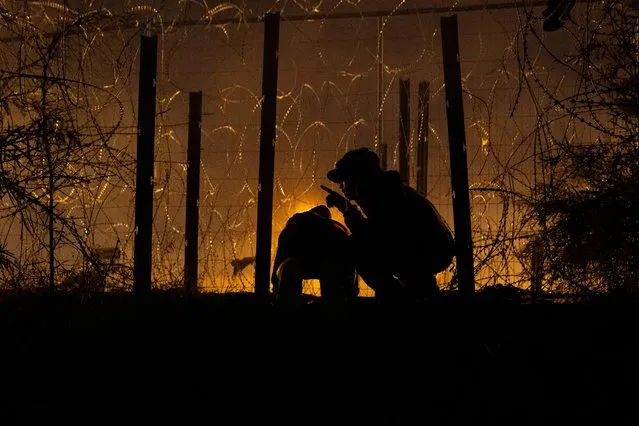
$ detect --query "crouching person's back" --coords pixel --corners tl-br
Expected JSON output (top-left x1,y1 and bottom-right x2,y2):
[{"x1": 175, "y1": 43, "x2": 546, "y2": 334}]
[{"x1": 271, "y1": 205, "x2": 358, "y2": 315}]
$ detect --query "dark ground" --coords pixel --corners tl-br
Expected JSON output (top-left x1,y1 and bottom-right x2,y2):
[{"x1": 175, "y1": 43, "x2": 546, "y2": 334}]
[{"x1": 0, "y1": 291, "x2": 637, "y2": 425}]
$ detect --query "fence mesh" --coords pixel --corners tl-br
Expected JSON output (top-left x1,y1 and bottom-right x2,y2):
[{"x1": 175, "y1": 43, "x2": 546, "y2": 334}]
[{"x1": 0, "y1": 0, "x2": 605, "y2": 295}]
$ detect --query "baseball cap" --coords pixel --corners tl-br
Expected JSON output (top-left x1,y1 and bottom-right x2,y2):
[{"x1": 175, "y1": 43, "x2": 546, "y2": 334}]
[{"x1": 327, "y1": 147, "x2": 382, "y2": 183}]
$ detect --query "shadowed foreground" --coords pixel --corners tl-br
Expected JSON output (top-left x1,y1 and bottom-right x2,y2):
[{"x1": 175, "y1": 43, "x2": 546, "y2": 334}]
[{"x1": 0, "y1": 291, "x2": 637, "y2": 425}]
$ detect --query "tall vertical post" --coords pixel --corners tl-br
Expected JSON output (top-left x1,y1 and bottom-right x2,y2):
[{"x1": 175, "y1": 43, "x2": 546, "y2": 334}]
[
  {"x1": 133, "y1": 34, "x2": 158, "y2": 298},
  {"x1": 441, "y1": 15, "x2": 475, "y2": 296},
  {"x1": 417, "y1": 81, "x2": 430, "y2": 196},
  {"x1": 255, "y1": 13, "x2": 280, "y2": 298},
  {"x1": 399, "y1": 78, "x2": 410, "y2": 185},
  {"x1": 184, "y1": 91, "x2": 202, "y2": 296},
  {"x1": 376, "y1": 16, "x2": 384, "y2": 154}
]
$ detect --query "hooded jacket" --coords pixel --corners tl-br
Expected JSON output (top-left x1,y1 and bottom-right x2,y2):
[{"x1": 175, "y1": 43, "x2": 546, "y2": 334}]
[{"x1": 271, "y1": 207, "x2": 352, "y2": 290}]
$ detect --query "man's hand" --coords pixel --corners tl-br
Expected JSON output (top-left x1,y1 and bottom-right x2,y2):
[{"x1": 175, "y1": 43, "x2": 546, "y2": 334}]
[{"x1": 320, "y1": 185, "x2": 349, "y2": 213}]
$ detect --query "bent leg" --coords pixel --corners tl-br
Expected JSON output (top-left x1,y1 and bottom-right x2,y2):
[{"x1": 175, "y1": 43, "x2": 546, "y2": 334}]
[
  {"x1": 274, "y1": 257, "x2": 303, "y2": 307},
  {"x1": 400, "y1": 273, "x2": 440, "y2": 300},
  {"x1": 317, "y1": 261, "x2": 357, "y2": 319},
  {"x1": 395, "y1": 253, "x2": 441, "y2": 300},
  {"x1": 318, "y1": 261, "x2": 357, "y2": 301},
  {"x1": 349, "y1": 232, "x2": 405, "y2": 302}
]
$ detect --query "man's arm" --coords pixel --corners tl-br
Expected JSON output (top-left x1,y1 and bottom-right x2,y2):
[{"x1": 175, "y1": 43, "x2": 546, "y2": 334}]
[
  {"x1": 271, "y1": 224, "x2": 294, "y2": 292},
  {"x1": 320, "y1": 185, "x2": 348, "y2": 213},
  {"x1": 320, "y1": 185, "x2": 366, "y2": 233},
  {"x1": 343, "y1": 206, "x2": 365, "y2": 234}
]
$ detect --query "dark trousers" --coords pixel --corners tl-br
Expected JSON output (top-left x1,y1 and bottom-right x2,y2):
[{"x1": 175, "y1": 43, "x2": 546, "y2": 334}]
[
  {"x1": 350, "y1": 230, "x2": 439, "y2": 301},
  {"x1": 274, "y1": 257, "x2": 358, "y2": 307}
]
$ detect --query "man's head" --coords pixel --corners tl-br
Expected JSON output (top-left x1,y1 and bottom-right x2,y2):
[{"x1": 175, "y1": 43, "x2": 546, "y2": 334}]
[{"x1": 327, "y1": 148, "x2": 383, "y2": 200}]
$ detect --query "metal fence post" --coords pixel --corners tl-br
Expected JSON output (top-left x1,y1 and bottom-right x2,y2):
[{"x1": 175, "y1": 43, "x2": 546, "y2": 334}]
[
  {"x1": 133, "y1": 34, "x2": 158, "y2": 299},
  {"x1": 441, "y1": 15, "x2": 475, "y2": 296},
  {"x1": 184, "y1": 91, "x2": 202, "y2": 296},
  {"x1": 255, "y1": 13, "x2": 281, "y2": 298}
]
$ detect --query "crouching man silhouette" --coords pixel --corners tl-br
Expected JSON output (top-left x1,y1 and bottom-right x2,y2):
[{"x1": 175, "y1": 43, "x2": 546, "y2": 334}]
[
  {"x1": 322, "y1": 147, "x2": 455, "y2": 304},
  {"x1": 271, "y1": 205, "x2": 358, "y2": 310}
]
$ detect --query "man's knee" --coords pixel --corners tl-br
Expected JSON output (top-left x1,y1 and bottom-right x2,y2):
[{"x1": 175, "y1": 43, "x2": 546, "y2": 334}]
[
  {"x1": 405, "y1": 275, "x2": 439, "y2": 299},
  {"x1": 319, "y1": 262, "x2": 357, "y2": 299},
  {"x1": 275, "y1": 258, "x2": 304, "y2": 305}
]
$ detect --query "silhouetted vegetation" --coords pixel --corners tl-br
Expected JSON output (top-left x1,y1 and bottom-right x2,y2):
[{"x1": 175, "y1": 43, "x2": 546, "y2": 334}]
[
  {"x1": 516, "y1": 0, "x2": 639, "y2": 298},
  {"x1": 0, "y1": 7, "x2": 135, "y2": 291},
  {"x1": 0, "y1": 4, "x2": 638, "y2": 424},
  {"x1": 1, "y1": 2, "x2": 637, "y2": 300}
]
